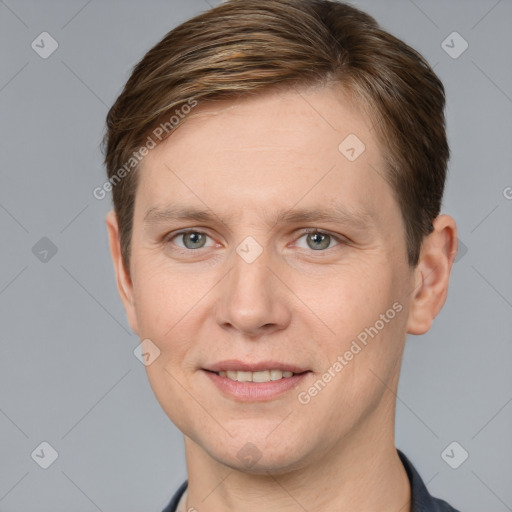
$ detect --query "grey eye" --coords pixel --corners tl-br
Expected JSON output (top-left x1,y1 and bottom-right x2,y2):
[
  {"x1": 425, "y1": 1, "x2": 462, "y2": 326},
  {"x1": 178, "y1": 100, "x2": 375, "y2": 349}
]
[
  {"x1": 306, "y1": 232, "x2": 330, "y2": 250},
  {"x1": 178, "y1": 231, "x2": 208, "y2": 249}
]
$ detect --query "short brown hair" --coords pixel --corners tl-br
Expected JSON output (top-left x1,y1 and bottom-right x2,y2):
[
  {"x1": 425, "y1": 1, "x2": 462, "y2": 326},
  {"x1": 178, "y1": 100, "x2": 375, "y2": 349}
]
[{"x1": 103, "y1": 0, "x2": 449, "y2": 270}]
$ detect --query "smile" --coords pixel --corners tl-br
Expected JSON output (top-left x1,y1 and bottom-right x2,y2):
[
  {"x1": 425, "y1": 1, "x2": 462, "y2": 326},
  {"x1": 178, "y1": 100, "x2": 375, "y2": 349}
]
[
  {"x1": 216, "y1": 369, "x2": 297, "y2": 382},
  {"x1": 203, "y1": 368, "x2": 311, "y2": 402}
]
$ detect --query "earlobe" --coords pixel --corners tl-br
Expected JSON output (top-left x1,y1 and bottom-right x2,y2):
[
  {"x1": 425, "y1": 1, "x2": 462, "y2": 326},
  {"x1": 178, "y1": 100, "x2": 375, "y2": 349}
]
[
  {"x1": 406, "y1": 215, "x2": 458, "y2": 335},
  {"x1": 105, "y1": 211, "x2": 139, "y2": 335}
]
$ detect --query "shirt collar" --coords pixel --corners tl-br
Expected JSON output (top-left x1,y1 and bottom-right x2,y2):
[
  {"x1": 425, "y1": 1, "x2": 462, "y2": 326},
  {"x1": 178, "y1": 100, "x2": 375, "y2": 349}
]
[
  {"x1": 397, "y1": 449, "x2": 460, "y2": 512},
  {"x1": 164, "y1": 449, "x2": 459, "y2": 512}
]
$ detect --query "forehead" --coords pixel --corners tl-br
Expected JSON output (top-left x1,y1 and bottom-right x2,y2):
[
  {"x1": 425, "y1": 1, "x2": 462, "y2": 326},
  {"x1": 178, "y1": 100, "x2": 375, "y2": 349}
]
[{"x1": 135, "y1": 84, "x2": 396, "y2": 227}]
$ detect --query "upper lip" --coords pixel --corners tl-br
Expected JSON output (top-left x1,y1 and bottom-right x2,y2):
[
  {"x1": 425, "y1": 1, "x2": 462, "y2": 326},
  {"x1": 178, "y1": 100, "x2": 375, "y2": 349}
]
[{"x1": 204, "y1": 360, "x2": 310, "y2": 373}]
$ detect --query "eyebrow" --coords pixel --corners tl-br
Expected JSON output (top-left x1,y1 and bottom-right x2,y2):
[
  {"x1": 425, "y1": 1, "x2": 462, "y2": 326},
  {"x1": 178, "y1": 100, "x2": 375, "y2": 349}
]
[{"x1": 143, "y1": 203, "x2": 374, "y2": 231}]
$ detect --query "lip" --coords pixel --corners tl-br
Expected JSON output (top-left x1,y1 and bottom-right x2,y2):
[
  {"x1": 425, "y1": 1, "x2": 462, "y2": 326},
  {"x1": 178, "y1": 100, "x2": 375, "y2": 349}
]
[
  {"x1": 204, "y1": 360, "x2": 309, "y2": 373},
  {"x1": 203, "y1": 370, "x2": 311, "y2": 402}
]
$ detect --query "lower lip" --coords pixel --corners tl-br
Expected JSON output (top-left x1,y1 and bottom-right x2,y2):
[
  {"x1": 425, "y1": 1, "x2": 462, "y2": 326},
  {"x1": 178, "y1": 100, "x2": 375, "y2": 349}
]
[{"x1": 203, "y1": 370, "x2": 310, "y2": 402}]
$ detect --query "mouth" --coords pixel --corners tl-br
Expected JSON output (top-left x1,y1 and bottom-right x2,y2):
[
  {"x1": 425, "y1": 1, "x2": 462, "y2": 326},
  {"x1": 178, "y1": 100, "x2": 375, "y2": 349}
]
[
  {"x1": 205, "y1": 368, "x2": 309, "y2": 383},
  {"x1": 202, "y1": 361, "x2": 312, "y2": 401}
]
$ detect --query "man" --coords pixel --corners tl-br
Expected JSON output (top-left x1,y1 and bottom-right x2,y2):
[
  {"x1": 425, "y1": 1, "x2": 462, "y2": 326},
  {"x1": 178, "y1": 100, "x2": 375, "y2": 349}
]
[{"x1": 102, "y1": 0, "x2": 461, "y2": 510}]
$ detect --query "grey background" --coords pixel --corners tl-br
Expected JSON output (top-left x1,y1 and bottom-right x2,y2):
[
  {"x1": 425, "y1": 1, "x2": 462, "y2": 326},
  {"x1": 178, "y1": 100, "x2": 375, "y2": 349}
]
[{"x1": 1, "y1": 0, "x2": 511, "y2": 510}]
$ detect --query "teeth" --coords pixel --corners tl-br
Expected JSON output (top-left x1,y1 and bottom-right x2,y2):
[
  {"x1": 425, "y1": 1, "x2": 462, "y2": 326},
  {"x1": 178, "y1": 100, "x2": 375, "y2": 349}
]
[
  {"x1": 217, "y1": 369, "x2": 296, "y2": 382},
  {"x1": 237, "y1": 371, "x2": 252, "y2": 382},
  {"x1": 252, "y1": 370, "x2": 270, "y2": 383},
  {"x1": 270, "y1": 369, "x2": 283, "y2": 381}
]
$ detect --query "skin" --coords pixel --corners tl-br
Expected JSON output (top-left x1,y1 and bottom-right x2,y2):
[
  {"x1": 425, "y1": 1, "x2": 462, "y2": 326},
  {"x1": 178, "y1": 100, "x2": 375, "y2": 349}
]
[{"x1": 106, "y1": 84, "x2": 458, "y2": 512}]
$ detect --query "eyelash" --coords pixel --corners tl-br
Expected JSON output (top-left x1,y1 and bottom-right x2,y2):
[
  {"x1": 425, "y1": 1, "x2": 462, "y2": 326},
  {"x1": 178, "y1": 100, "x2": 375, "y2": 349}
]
[{"x1": 165, "y1": 227, "x2": 347, "y2": 253}]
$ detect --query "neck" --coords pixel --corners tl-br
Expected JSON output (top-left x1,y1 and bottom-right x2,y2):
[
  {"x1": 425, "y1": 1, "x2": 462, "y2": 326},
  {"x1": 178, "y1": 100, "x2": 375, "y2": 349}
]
[{"x1": 182, "y1": 404, "x2": 411, "y2": 512}]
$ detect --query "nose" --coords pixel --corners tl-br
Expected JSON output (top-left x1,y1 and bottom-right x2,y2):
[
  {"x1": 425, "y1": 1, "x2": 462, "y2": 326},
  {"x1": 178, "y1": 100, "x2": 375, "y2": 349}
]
[{"x1": 215, "y1": 243, "x2": 291, "y2": 338}]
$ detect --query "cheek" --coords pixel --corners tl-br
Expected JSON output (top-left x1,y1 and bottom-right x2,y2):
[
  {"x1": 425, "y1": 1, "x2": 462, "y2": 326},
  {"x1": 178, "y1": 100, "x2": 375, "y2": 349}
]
[
  {"x1": 129, "y1": 256, "x2": 217, "y2": 385},
  {"x1": 296, "y1": 263, "x2": 407, "y2": 396},
  {"x1": 131, "y1": 258, "x2": 198, "y2": 336},
  {"x1": 294, "y1": 299, "x2": 406, "y2": 443},
  {"x1": 130, "y1": 260, "x2": 203, "y2": 429},
  {"x1": 295, "y1": 263, "x2": 397, "y2": 340}
]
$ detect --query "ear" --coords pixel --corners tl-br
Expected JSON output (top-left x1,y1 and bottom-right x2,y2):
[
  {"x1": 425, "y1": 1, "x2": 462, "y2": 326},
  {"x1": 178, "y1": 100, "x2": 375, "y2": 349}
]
[
  {"x1": 406, "y1": 214, "x2": 458, "y2": 335},
  {"x1": 105, "y1": 211, "x2": 139, "y2": 335}
]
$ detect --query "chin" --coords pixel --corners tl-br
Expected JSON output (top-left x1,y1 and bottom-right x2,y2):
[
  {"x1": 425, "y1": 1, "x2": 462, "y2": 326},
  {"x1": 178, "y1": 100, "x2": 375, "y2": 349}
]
[
  {"x1": 201, "y1": 433, "x2": 315, "y2": 475},
  {"x1": 222, "y1": 451, "x2": 310, "y2": 476}
]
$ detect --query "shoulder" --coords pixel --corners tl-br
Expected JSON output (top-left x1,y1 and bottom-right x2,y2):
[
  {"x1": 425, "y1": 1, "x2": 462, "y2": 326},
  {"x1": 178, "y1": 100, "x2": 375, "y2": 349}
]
[
  {"x1": 397, "y1": 449, "x2": 462, "y2": 512},
  {"x1": 161, "y1": 480, "x2": 188, "y2": 512}
]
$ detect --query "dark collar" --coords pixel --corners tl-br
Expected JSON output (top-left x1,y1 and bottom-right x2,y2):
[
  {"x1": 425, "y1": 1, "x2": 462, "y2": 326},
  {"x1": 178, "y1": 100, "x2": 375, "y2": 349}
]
[
  {"x1": 397, "y1": 449, "x2": 461, "y2": 512},
  {"x1": 163, "y1": 449, "x2": 461, "y2": 512}
]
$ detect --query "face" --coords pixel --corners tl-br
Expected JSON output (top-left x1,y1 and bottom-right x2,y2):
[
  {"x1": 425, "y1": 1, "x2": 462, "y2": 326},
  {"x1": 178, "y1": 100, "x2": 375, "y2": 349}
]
[{"x1": 107, "y1": 84, "x2": 442, "y2": 474}]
